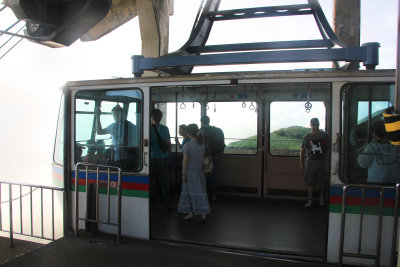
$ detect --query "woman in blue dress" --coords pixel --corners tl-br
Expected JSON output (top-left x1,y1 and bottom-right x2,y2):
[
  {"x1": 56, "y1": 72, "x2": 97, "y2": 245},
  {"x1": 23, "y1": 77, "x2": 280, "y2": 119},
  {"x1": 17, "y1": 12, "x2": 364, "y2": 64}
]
[{"x1": 178, "y1": 124, "x2": 210, "y2": 221}]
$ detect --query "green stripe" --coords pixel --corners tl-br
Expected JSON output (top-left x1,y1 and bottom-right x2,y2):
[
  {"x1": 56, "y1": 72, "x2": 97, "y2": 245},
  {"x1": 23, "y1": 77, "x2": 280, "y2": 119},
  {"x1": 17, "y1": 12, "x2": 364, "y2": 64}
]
[
  {"x1": 71, "y1": 185, "x2": 149, "y2": 199},
  {"x1": 330, "y1": 204, "x2": 397, "y2": 216}
]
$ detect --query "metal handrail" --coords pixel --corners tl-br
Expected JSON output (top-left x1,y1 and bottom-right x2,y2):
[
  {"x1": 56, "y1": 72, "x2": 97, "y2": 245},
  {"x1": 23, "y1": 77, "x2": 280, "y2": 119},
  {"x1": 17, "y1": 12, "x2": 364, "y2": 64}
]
[
  {"x1": 0, "y1": 180, "x2": 64, "y2": 247},
  {"x1": 74, "y1": 163, "x2": 122, "y2": 243},
  {"x1": 338, "y1": 183, "x2": 400, "y2": 267}
]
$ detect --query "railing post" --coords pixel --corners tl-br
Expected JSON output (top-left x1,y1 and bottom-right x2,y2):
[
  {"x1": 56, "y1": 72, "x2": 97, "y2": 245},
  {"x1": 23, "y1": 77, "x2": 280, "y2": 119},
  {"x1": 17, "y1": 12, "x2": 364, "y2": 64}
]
[
  {"x1": 390, "y1": 183, "x2": 400, "y2": 267},
  {"x1": 75, "y1": 166, "x2": 79, "y2": 237},
  {"x1": 51, "y1": 189, "x2": 55, "y2": 240},
  {"x1": 117, "y1": 169, "x2": 122, "y2": 244},
  {"x1": 0, "y1": 181, "x2": 63, "y2": 244},
  {"x1": 40, "y1": 188, "x2": 44, "y2": 238},
  {"x1": 9, "y1": 183, "x2": 13, "y2": 247},
  {"x1": 338, "y1": 184, "x2": 348, "y2": 267},
  {"x1": 73, "y1": 163, "x2": 122, "y2": 243},
  {"x1": 376, "y1": 188, "x2": 384, "y2": 267},
  {"x1": 19, "y1": 185, "x2": 22, "y2": 235}
]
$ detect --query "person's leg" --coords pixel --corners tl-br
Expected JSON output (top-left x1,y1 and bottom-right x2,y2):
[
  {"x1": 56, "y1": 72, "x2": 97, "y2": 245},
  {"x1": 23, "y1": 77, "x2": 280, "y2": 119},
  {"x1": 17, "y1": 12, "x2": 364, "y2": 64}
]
[
  {"x1": 307, "y1": 186, "x2": 314, "y2": 200},
  {"x1": 318, "y1": 168, "x2": 328, "y2": 206},
  {"x1": 158, "y1": 158, "x2": 172, "y2": 209},
  {"x1": 149, "y1": 158, "x2": 160, "y2": 202},
  {"x1": 304, "y1": 165, "x2": 316, "y2": 208},
  {"x1": 210, "y1": 154, "x2": 218, "y2": 200}
]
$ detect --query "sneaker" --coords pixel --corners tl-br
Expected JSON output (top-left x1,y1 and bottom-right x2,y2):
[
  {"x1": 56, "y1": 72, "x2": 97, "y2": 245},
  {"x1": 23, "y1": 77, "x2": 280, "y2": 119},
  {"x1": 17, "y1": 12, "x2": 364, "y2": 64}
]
[
  {"x1": 304, "y1": 199, "x2": 313, "y2": 208},
  {"x1": 319, "y1": 198, "x2": 326, "y2": 206}
]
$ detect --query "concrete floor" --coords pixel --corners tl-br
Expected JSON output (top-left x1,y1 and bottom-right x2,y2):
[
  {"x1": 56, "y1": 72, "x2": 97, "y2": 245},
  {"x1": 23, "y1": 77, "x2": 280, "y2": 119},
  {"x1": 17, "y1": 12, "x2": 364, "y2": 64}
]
[
  {"x1": 0, "y1": 236, "x2": 43, "y2": 265},
  {"x1": 0, "y1": 234, "x2": 346, "y2": 267}
]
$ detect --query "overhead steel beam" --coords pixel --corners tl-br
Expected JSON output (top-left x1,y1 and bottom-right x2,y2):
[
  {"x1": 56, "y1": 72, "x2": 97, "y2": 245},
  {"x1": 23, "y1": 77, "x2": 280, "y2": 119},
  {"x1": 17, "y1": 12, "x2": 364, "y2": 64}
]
[
  {"x1": 132, "y1": 42, "x2": 380, "y2": 77},
  {"x1": 131, "y1": 0, "x2": 380, "y2": 76},
  {"x1": 210, "y1": 5, "x2": 313, "y2": 21},
  {"x1": 187, "y1": 40, "x2": 335, "y2": 54}
]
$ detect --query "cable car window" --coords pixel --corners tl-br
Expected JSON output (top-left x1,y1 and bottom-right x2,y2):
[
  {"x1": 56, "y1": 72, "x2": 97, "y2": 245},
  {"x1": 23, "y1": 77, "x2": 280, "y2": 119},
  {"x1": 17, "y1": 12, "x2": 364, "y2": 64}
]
[
  {"x1": 75, "y1": 89, "x2": 143, "y2": 171},
  {"x1": 53, "y1": 95, "x2": 65, "y2": 165},
  {"x1": 207, "y1": 101, "x2": 257, "y2": 155},
  {"x1": 340, "y1": 83, "x2": 400, "y2": 184},
  {"x1": 270, "y1": 101, "x2": 326, "y2": 156},
  {"x1": 154, "y1": 102, "x2": 201, "y2": 152}
]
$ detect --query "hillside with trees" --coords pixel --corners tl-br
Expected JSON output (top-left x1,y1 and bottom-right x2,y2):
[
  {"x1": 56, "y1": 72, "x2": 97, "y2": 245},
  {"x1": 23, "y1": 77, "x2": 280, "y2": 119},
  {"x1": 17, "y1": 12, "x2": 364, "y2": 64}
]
[{"x1": 225, "y1": 126, "x2": 311, "y2": 156}]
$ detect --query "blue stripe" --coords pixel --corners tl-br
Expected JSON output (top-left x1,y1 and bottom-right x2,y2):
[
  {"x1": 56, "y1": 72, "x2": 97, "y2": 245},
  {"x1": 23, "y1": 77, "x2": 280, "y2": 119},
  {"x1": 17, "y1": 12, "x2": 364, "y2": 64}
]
[
  {"x1": 52, "y1": 165, "x2": 63, "y2": 174},
  {"x1": 330, "y1": 186, "x2": 396, "y2": 199}
]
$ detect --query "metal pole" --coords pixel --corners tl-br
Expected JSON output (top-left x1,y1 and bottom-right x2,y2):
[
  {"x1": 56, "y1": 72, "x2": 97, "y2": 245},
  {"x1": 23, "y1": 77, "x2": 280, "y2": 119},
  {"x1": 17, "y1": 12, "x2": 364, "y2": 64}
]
[
  {"x1": 107, "y1": 168, "x2": 111, "y2": 223},
  {"x1": 375, "y1": 188, "x2": 384, "y2": 267},
  {"x1": 0, "y1": 183, "x2": 2, "y2": 231},
  {"x1": 85, "y1": 166, "x2": 88, "y2": 220},
  {"x1": 30, "y1": 186, "x2": 33, "y2": 236},
  {"x1": 358, "y1": 187, "x2": 365, "y2": 254},
  {"x1": 40, "y1": 188, "x2": 43, "y2": 238},
  {"x1": 51, "y1": 189, "x2": 55, "y2": 240},
  {"x1": 117, "y1": 169, "x2": 122, "y2": 244},
  {"x1": 75, "y1": 167, "x2": 79, "y2": 237},
  {"x1": 9, "y1": 184, "x2": 13, "y2": 247},
  {"x1": 175, "y1": 92, "x2": 179, "y2": 193},
  {"x1": 390, "y1": 183, "x2": 400, "y2": 267},
  {"x1": 396, "y1": 0, "x2": 400, "y2": 111},
  {"x1": 96, "y1": 166, "x2": 99, "y2": 222},
  {"x1": 19, "y1": 185, "x2": 22, "y2": 235},
  {"x1": 338, "y1": 185, "x2": 348, "y2": 267}
]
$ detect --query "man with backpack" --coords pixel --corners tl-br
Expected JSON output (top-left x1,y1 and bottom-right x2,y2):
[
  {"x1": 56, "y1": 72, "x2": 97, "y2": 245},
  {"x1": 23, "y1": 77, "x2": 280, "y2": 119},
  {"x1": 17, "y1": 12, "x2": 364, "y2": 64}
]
[
  {"x1": 200, "y1": 115, "x2": 225, "y2": 201},
  {"x1": 150, "y1": 109, "x2": 172, "y2": 212}
]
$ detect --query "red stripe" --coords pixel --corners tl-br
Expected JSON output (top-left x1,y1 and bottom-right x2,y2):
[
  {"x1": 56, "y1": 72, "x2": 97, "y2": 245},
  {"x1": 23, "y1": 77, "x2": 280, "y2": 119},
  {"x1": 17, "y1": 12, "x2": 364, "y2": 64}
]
[
  {"x1": 52, "y1": 171, "x2": 63, "y2": 181},
  {"x1": 330, "y1": 196, "x2": 395, "y2": 207},
  {"x1": 72, "y1": 178, "x2": 148, "y2": 191},
  {"x1": 330, "y1": 196, "x2": 341, "y2": 205}
]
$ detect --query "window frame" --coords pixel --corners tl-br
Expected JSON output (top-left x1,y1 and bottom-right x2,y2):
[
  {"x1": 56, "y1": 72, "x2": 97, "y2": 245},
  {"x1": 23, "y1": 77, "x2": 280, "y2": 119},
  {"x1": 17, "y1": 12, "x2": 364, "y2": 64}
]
[
  {"x1": 152, "y1": 100, "x2": 202, "y2": 152},
  {"x1": 339, "y1": 82, "x2": 395, "y2": 184},
  {"x1": 268, "y1": 100, "x2": 327, "y2": 158},
  {"x1": 74, "y1": 88, "x2": 144, "y2": 172},
  {"x1": 53, "y1": 94, "x2": 65, "y2": 165},
  {"x1": 205, "y1": 100, "x2": 259, "y2": 156}
]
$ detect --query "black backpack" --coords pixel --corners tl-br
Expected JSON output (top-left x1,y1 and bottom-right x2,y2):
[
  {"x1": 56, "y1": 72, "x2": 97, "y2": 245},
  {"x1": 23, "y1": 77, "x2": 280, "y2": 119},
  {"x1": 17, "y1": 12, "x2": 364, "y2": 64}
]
[{"x1": 204, "y1": 126, "x2": 225, "y2": 155}]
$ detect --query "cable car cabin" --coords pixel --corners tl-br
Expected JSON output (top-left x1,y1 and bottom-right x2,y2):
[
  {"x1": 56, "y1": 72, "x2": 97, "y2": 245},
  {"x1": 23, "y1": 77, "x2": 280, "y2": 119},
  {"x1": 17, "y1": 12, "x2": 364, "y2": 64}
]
[{"x1": 52, "y1": 69, "x2": 400, "y2": 266}]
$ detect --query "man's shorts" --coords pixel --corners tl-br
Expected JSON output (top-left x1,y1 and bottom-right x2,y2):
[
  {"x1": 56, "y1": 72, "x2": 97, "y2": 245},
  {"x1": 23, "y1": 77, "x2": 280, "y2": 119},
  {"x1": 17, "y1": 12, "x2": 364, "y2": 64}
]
[{"x1": 304, "y1": 162, "x2": 328, "y2": 186}]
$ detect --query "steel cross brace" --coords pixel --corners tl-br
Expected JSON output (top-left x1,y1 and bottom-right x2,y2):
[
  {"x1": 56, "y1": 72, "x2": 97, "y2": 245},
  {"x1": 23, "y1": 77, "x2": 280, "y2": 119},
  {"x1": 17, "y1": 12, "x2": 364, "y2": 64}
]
[
  {"x1": 131, "y1": 0, "x2": 379, "y2": 76},
  {"x1": 132, "y1": 42, "x2": 379, "y2": 77}
]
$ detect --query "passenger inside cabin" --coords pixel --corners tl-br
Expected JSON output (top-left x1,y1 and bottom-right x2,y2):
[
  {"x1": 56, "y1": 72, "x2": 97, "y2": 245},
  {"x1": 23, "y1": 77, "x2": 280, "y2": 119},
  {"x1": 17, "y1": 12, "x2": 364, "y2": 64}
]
[
  {"x1": 75, "y1": 144, "x2": 84, "y2": 162},
  {"x1": 83, "y1": 139, "x2": 97, "y2": 163},
  {"x1": 300, "y1": 118, "x2": 330, "y2": 209},
  {"x1": 357, "y1": 120, "x2": 400, "y2": 183},
  {"x1": 175, "y1": 124, "x2": 190, "y2": 150},
  {"x1": 95, "y1": 104, "x2": 138, "y2": 169}
]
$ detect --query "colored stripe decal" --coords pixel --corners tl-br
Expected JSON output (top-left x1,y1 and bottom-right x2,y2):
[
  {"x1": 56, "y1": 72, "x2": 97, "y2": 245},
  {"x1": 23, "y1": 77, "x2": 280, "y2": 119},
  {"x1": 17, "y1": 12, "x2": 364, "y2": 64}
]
[
  {"x1": 71, "y1": 185, "x2": 149, "y2": 198},
  {"x1": 71, "y1": 173, "x2": 149, "y2": 199},
  {"x1": 73, "y1": 172, "x2": 148, "y2": 184},
  {"x1": 71, "y1": 178, "x2": 149, "y2": 191},
  {"x1": 330, "y1": 186, "x2": 399, "y2": 216},
  {"x1": 330, "y1": 196, "x2": 395, "y2": 207}
]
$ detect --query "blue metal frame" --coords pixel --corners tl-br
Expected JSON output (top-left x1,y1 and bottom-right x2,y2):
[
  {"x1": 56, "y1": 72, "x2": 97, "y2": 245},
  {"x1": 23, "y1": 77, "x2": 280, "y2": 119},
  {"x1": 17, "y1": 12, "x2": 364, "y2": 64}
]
[{"x1": 131, "y1": 0, "x2": 380, "y2": 77}]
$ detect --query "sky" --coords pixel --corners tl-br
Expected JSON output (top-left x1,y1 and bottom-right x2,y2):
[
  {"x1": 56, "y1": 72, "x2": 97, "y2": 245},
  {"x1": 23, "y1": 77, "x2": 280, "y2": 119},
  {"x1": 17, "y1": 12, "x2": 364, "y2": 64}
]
[{"x1": 0, "y1": 0, "x2": 397, "y2": 185}]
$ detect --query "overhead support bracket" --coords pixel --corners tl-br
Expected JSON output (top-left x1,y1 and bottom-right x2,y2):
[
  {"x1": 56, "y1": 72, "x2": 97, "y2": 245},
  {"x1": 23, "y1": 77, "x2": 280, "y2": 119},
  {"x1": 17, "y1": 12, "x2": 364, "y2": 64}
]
[
  {"x1": 132, "y1": 42, "x2": 379, "y2": 77},
  {"x1": 131, "y1": 0, "x2": 380, "y2": 77}
]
